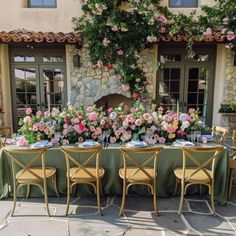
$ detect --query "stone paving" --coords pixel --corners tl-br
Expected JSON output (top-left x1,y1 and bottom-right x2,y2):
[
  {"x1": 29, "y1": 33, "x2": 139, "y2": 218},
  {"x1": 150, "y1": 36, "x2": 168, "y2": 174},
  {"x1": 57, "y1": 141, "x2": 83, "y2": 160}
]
[{"x1": 0, "y1": 185, "x2": 236, "y2": 236}]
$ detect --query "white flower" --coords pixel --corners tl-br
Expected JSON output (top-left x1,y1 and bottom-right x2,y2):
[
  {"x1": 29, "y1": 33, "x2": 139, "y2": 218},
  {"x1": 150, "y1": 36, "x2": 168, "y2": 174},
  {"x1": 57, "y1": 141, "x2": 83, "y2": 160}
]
[{"x1": 109, "y1": 112, "x2": 117, "y2": 120}]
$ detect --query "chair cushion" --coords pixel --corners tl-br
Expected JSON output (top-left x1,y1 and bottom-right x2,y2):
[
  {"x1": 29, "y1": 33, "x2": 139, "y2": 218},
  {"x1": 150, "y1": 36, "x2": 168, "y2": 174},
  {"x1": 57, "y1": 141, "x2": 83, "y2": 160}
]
[
  {"x1": 16, "y1": 167, "x2": 56, "y2": 181},
  {"x1": 69, "y1": 166, "x2": 105, "y2": 181},
  {"x1": 119, "y1": 167, "x2": 155, "y2": 182},
  {"x1": 174, "y1": 167, "x2": 213, "y2": 182}
]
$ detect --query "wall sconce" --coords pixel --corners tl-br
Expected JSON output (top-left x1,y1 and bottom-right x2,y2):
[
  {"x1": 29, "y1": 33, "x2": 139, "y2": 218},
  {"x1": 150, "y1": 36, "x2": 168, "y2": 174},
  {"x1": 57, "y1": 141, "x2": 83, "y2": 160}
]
[{"x1": 73, "y1": 54, "x2": 80, "y2": 68}]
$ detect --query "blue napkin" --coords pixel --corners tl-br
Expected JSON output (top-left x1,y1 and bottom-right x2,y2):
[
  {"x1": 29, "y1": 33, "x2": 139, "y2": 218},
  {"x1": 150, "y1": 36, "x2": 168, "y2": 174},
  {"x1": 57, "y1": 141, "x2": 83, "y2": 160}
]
[
  {"x1": 34, "y1": 140, "x2": 49, "y2": 147},
  {"x1": 200, "y1": 135, "x2": 214, "y2": 141},
  {"x1": 130, "y1": 140, "x2": 146, "y2": 147},
  {"x1": 175, "y1": 139, "x2": 195, "y2": 146}
]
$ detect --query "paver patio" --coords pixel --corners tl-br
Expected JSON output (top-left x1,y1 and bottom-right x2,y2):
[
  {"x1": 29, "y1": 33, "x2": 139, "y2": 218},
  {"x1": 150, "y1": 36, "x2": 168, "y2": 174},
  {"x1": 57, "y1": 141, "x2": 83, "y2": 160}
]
[{"x1": 0, "y1": 184, "x2": 235, "y2": 236}]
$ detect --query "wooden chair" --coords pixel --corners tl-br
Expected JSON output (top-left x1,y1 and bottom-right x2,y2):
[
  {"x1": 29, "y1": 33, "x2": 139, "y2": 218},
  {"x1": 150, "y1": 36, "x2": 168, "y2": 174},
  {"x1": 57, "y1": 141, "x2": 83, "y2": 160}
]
[
  {"x1": 212, "y1": 126, "x2": 228, "y2": 145},
  {"x1": 174, "y1": 146, "x2": 224, "y2": 215},
  {"x1": 228, "y1": 130, "x2": 236, "y2": 199},
  {"x1": 119, "y1": 147, "x2": 163, "y2": 216},
  {"x1": 61, "y1": 145, "x2": 104, "y2": 215},
  {"x1": 0, "y1": 126, "x2": 13, "y2": 148},
  {"x1": 3, "y1": 146, "x2": 59, "y2": 216}
]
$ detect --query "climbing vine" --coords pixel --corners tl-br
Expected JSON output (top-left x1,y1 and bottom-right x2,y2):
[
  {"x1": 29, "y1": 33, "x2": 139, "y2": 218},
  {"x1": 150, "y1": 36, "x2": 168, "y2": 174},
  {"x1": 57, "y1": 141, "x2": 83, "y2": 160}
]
[{"x1": 72, "y1": 0, "x2": 236, "y2": 102}]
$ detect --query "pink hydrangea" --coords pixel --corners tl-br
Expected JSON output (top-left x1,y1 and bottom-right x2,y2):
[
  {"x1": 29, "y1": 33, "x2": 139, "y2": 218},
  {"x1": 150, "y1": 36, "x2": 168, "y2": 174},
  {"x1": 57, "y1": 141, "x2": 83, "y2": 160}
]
[
  {"x1": 227, "y1": 31, "x2": 235, "y2": 41},
  {"x1": 87, "y1": 112, "x2": 98, "y2": 121}
]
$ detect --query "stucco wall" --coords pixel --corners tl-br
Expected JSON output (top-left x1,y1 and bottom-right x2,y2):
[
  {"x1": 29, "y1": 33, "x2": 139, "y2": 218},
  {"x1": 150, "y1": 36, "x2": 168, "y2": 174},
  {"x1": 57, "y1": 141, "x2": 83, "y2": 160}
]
[
  {"x1": 0, "y1": 0, "x2": 82, "y2": 32},
  {"x1": 0, "y1": 0, "x2": 217, "y2": 32}
]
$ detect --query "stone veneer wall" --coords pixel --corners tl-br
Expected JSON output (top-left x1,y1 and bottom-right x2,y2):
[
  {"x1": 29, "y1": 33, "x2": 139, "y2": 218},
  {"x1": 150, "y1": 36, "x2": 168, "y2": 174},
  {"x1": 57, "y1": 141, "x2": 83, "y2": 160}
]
[
  {"x1": 68, "y1": 43, "x2": 156, "y2": 107},
  {"x1": 221, "y1": 49, "x2": 236, "y2": 129}
]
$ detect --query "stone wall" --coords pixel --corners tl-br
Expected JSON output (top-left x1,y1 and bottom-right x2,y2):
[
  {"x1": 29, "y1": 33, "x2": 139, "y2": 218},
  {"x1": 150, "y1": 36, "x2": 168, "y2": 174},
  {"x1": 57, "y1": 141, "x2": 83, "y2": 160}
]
[
  {"x1": 223, "y1": 50, "x2": 236, "y2": 103},
  {"x1": 68, "y1": 43, "x2": 156, "y2": 107}
]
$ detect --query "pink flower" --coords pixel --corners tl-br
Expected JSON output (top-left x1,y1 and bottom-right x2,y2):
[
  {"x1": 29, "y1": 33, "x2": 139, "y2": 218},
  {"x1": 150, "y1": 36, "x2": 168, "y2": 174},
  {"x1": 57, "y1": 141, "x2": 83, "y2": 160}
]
[
  {"x1": 90, "y1": 126, "x2": 96, "y2": 132},
  {"x1": 87, "y1": 112, "x2": 98, "y2": 121},
  {"x1": 32, "y1": 125, "x2": 39, "y2": 131},
  {"x1": 156, "y1": 15, "x2": 168, "y2": 24},
  {"x1": 116, "y1": 75, "x2": 122, "y2": 81},
  {"x1": 188, "y1": 108, "x2": 195, "y2": 113},
  {"x1": 75, "y1": 124, "x2": 86, "y2": 134},
  {"x1": 96, "y1": 60, "x2": 103, "y2": 68},
  {"x1": 158, "y1": 137, "x2": 166, "y2": 144},
  {"x1": 103, "y1": 37, "x2": 110, "y2": 47},
  {"x1": 108, "y1": 108, "x2": 113, "y2": 114},
  {"x1": 130, "y1": 124, "x2": 136, "y2": 130},
  {"x1": 117, "y1": 49, "x2": 124, "y2": 56},
  {"x1": 222, "y1": 17, "x2": 229, "y2": 25},
  {"x1": 50, "y1": 138, "x2": 57, "y2": 145},
  {"x1": 203, "y1": 27, "x2": 212, "y2": 36},
  {"x1": 92, "y1": 133, "x2": 97, "y2": 139},
  {"x1": 44, "y1": 111, "x2": 50, "y2": 117},
  {"x1": 115, "y1": 130, "x2": 121, "y2": 137},
  {"x1": 132, "y1": 93, "x2": 139, "y2": 99},
  {"x1": 126, "y1": 114, "x2": 134, "y2": 123},
  {"x1": 25, "y1": 107, "x2": 32, "y2": 115},
  {"x1": 227, "y1": 31, "x2": 235, "y2": 41},
  {"x1": 122, "y1": 84, "x2": 130, "y2": 92},
  {"x1": 110, "y1": 136, "x2": 117, "y2": 144},
  {"x1": 135, "y1": 119, "x2": 142, "y2": 126},
  {"x1": 100, "y1": 119, "x2": 106, "y2": 126},
  {"x1": 159, "y1": 27, "x2": 166, "y2": 33},
  {"x1": 130, "y1": 107, "x2": 136, "y2": 113},
  {"x1": 87, "y1": 106, "x2": 93, "y2": 113},
  {"x1": 95, "y1": 127, "x2": 102, "y2": 135},
  {"x1": 158, "y1": 106, "x2": 164, "y2": 113},
  {"x1": 36, "y1": 110, "x2": 42, "y2": 118},
  {"x1": 143, "y1": 113, "x2": 151, "y2": 121},
  {"x1": 177, "y1": 130, "x2": 186, "y2": 136},
  {"x1": 166, "y1": 124, "x2": 176, "y2": 134},
  {"x1": 78, "y1": 137, "x2": 84, "y2": 143},
  {"x1": 136, "y1": 78, "x2": 141, "y2": 82},
  {"x1": 17, "y1": 137, "x2": 28, "y2": 146},
  {"x1": 62, "y1": 139, "x2": 69, "y2": 145}
]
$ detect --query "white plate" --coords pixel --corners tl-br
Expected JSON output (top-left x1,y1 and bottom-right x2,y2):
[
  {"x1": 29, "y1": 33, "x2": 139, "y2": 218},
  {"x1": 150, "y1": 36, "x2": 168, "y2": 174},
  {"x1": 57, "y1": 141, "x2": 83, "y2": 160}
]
[
  {"x1": 79, "y1": 141, "x2": 99, "y2": 147},
  {"x1": 126, "y1": 141, "x2": 148, "y2": 148},
  {"x1": 33, "y1": 142, "x2": 53, "y2": 148}
]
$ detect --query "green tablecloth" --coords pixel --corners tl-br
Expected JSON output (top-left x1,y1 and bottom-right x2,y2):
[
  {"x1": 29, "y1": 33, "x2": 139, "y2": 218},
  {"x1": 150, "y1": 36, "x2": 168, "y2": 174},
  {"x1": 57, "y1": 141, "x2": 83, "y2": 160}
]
[{"x1": 0, "y1": 146, "x2": 230, "y2": 203}]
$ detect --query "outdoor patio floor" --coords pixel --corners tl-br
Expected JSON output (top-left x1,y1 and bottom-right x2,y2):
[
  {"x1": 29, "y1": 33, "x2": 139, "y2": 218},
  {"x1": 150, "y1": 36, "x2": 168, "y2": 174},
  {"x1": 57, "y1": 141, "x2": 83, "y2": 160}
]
[{"x1": 0, "y1": 185, "x2": 236, "y2": 236}]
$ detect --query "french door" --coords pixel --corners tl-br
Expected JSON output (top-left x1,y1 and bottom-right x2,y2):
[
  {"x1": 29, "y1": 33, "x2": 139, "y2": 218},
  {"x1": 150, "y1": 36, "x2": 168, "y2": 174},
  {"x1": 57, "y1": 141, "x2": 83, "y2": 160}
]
[
  {"x1": 10, "y1": 49, "x2": 67, "y2": 129},
  {"x1": 157, "y1": 46, "x2": 215, "y2": 125}
]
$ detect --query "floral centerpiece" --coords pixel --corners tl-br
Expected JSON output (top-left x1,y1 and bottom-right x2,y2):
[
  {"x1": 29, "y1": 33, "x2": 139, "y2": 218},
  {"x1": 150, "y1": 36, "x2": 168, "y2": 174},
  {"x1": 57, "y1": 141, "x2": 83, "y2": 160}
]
[{"x1": 17, "y1": 104, "x2": 203, "y2": 145}]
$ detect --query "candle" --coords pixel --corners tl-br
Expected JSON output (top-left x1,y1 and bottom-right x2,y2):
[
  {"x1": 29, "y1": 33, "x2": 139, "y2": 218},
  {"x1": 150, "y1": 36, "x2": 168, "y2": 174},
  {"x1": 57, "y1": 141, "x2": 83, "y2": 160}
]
[{"x1": 176, "y1": 99, "x2": 179, "y2": 114}]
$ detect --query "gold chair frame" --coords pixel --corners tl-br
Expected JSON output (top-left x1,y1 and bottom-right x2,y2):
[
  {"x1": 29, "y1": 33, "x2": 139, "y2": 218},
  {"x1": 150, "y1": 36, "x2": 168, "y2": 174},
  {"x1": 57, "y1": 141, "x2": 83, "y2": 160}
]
[
  {"x1": 174, "y1": 146, "x2": 224, "y2": 215},
  {"x1": 212, "y1": 126, "x2": 228, "y2": 145},
  {"x1": 229, "y1": 130, "x2": 236, "y2": 199},
  {"x1": 3, "y1": 147, "x2": 59, "y2": 217},
  {"x1": 0, "y1": 126, "x2": 13, "y2": 148},
  {"x1": 119, "y1": 147, "x2": 163, "y2": 216},
  {"x1": 61, "y1": 145, "x2": 104, "y2": 216}
]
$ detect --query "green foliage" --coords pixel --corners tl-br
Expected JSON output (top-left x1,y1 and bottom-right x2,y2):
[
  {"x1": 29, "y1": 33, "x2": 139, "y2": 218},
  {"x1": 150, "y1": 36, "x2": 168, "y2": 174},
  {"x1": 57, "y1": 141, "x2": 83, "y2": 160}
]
[
  {"x1": 219, "y1": 103, "x2": 236, "y2": 113},
  {"x1": 73, "y1": 0, "x2": 236, "y2": 101}
]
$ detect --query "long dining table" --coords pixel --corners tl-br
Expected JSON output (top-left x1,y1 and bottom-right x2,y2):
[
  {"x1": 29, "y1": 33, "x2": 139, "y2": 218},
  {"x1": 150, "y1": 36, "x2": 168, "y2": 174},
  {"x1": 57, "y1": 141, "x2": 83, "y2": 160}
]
[{"x1": 0, "y1": 143, "x2": 230, "y2": 203}]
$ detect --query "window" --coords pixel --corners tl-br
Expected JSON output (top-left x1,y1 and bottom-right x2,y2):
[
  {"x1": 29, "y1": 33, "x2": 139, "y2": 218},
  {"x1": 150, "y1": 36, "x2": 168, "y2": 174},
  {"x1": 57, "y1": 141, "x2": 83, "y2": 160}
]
[
  {"x1": 169, "y1": 0, "x2": 198, "y2": 8},
  {"x1": 28, "y1": 0, "x2": 57, "y2": 8}
]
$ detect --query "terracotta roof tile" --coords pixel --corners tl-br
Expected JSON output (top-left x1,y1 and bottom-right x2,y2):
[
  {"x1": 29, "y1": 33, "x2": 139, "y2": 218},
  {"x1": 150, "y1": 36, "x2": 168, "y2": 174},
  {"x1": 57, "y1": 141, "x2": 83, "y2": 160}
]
[
  {"x1": 158, "y1": 33, "x2": 225, "y2": 43},
  {"x1": 0, "y1": 31, "x2": 83, "y2": 44}
]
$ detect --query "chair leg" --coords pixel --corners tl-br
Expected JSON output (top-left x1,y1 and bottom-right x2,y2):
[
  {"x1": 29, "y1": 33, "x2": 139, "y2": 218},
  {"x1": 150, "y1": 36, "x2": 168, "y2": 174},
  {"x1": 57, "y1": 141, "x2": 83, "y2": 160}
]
[
  {"x1": 173, "y1": 178, "x2": 179, "y2": 196},
  {"x1": 119, "y1": 180, "x2": 126, "y2": 217},
  {"x1": 153, "y1": 184, "x2": 159, "y2": 216},
  {"x1": 199, "y1": 184, "x2": 203, "y2": 196},
  {"x1": 52, "y1": 175, "x2": 60, "y2": 198},
  {"x1": 43, "y1": 179, "x2": 50, "y2": 217},
  {"x1": 96, "y1": 180, "x2": 103, "y2": 216},
  {"x1": 100, "y1": 181, "x2": 104, "y2": 197},
  {"x1": 210, "y1": 184, "x2": 216, "y2": 216},
  {"x1": 148, "y1": 186, "x2": 152, "y2": 196},
  {"x1": 66, "y1": 178, "x2": 71, "y2": 216},
  {"x1": 26, "y1": 184, "x2": 30, "y2": 199},
  {"x1": 11, "y1": 180, "x2": 17, "y2": 216},
  {"x1": 178, "y1": 180, "x2": 185, "y2": 215}
]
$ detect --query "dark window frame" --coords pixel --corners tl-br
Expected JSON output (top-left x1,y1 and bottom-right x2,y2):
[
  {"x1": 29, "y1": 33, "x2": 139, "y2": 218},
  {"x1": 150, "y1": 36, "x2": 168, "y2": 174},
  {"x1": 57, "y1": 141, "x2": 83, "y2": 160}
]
[
  {"x1": 28, "y1": 0, "x2": 57, "y2": 8},
  {"x1": 169, "y1": 0, "x2": 198, "y2": 8}
]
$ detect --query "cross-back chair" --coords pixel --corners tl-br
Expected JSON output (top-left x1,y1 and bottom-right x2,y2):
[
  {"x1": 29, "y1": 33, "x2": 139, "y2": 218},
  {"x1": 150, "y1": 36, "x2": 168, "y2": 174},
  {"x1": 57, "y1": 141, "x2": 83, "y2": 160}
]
[
  {"x1": 61, "y1": 145, "x2": 104, "y2": 215},
  {"x1": 3, "y1": 146, "x2": 59, "y2": 216},
  {"x1": 212, "y1": 126, "x2": 228, "y2": 145},
  {"x1": 174, "y1": 146, "x2": 224, "y2": 215},
  {"x1": 0, "y1": 126, "x2": 13, "y2": 148},
  {"x1": 119, "y1": 147, "x2": 163, "y2": 216},
  {"x1": 229, "y1": 130, "x2": 236, "y2": 199}
]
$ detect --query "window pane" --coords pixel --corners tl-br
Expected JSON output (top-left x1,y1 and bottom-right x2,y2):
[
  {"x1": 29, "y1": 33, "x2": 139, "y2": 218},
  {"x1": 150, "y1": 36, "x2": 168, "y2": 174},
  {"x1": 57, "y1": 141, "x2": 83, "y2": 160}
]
[
  {"x1": 169, "y1": 0, "x2": 198, "y2": 8},
  {"x1": 29, "y1": 0, "x2": 56, "y2": 7},
  {"x1": 43, "y1": 56, "x2": 63, "y2": 63}
]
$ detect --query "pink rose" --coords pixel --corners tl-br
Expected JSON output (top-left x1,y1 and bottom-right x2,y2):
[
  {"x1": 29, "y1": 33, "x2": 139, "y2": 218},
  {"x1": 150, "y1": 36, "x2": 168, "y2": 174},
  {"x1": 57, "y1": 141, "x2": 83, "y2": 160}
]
[
  {"x1": 103, "y1": 37, "x2": 110, "y2": 47},
  {"x1": 227, "y1": 31, "x2": 235, "y2": 41},
  {"x1": 117, "y1": 49, "x2": 124, "y2": 56},
  {"x1": 26, "y1": 107, "x2": 32, "y2": 115},
  {"x1": 87, "y1": 106, "x2": 93, "y2": 113},
  {"x1": 135, "y1": 119, "x2": 142, "y2": 126},
  {"x1": 32, "y1": 125, "x2": 39, "y2": 131},
  {"x1": 95, "y1": 127, "x2": 102, "y2": 135},
  {"x1": 143, "y1": 113, "x2": 151, "y2": 121},
  {"x1": 90, "y1": 126, "x2": 96, "y2": 132},
  {"x1": 100, "y1": 119, "x2": 106, "y2": 126},
  {"x1": 130, "y1": 107, "x2": 136, "y2": 113},
  {"x1": 78, "y1": 137, "x2": 84, "y2": 143},
  {"x1": 36, "y1": 110, "x2": 42, "y2": 118},
  {"x1": 110, "y1": 136, "x2": 117, "y2": 144},
  {"x1": 203, "y1": 27, "x2": 212, "y2": 36},
  {"x1": 75, "y1": 124, "x2": 86, "y2": 134},
  {"x1": 17, "y1": 137, "x2": 28, "y2": 146},
  {"x1": 122, "y1": 84, "x2": 130, "y2": 92}
]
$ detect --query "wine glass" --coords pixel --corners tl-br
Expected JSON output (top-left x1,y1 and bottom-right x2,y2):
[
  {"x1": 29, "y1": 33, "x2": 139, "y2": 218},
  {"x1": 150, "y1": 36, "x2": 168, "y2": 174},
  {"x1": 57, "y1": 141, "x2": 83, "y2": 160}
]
[{"x1": 195, "y1": 131, "x2": 201, "y2": 144}]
